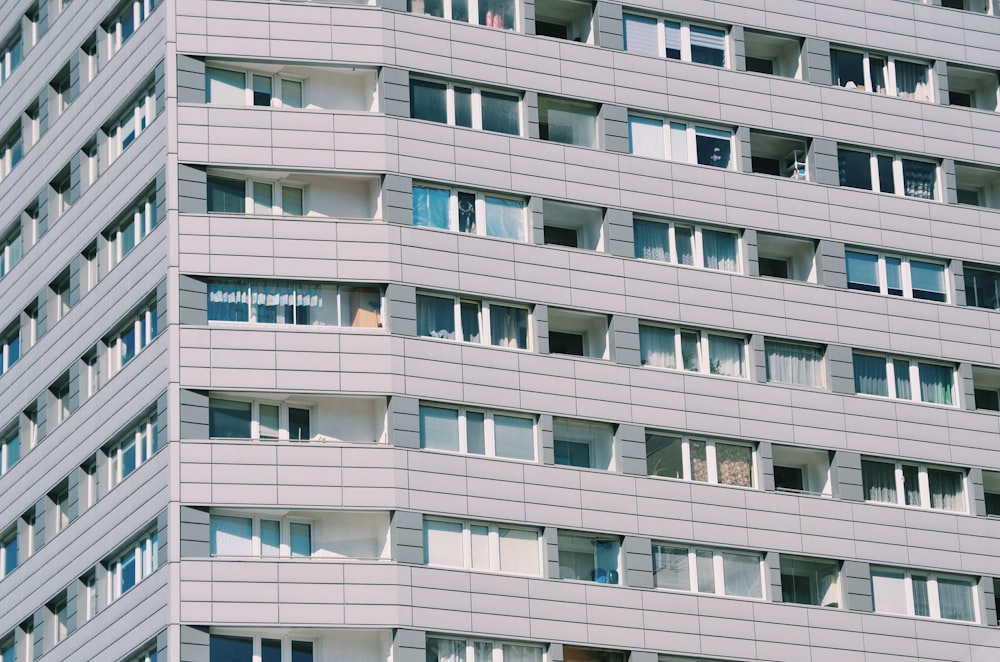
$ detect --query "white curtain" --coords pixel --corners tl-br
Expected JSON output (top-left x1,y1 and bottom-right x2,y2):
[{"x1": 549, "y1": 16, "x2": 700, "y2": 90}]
[
  {"x1": 911, "y1": 575, "x2": 931, "y2": 616},
  {"x1": 632, "y1": 219, "x2": 669, "y2": 262},
  {"x1": 938, "y1": 578, "x2": 975, "y2": 621},
  {"x1": 623, "y1": 13, "x2": 658, "y2": 56},
  {"x1": 766, "y1": 341, "x2": 823, "y2": 387},
  {"x1": 424, "y1": 521, "x2": 464, "y2": 567},
  {"x1": 702, "y1": 229, "x2": 738, "y2": 272},
  {"x1": 485, "y1": 197, "x2": 524, "y2": 240},
  {"x1": 416, "y1": 295, "x2": 455, "y2": 339},
  {"x1": 210, "y1": 515, "x2": 252, "y2": 556},
  {"x1": 722, "y1": 552, "x2": 761, "y2": 598},
  {"x1": 427, "y1": 638, "x2": 465, "y2": 662},
  {"x1": 895, "y1": 60, "x2": 931, "y2": 101},
  {"x1": 639, "y1": 325, "x2": 675, "y2": 368},
  {"x1": 918, "y1": 363, "x2": 953, "y2": 405},
  {"x1": 862, "y1": 460, "x2": 897, "y2": 503},
  {"x1": 902, "y1": 159, "x2": 936, "y2": 199},
  {"x1": 853, "y1": 354, "x2": 888, "y2": 396},
  {"x1": 928, "y1": 468, "x2": 964, "y2": 511},
  {"x1": 707, "y1": 335, "x2": 744, "y2": 377},
  {"x1": 502, "y1": 644, "x2": 543, "y2": 662},
  {"x1": 674, "y1": 226, "x2": 695, "y2": 265},
  {"x1": 413, "y1": 186, "x2": 450, "y2": 229},
  {"x1": 208, "y1": 281, "x2": 250, "y2": 321},
  {"x1": 652, "y1": 545, "x2": 690, "y2": 590},
  {"x1": 490, "y1": 305, "x2": 527, "y2": 349}
]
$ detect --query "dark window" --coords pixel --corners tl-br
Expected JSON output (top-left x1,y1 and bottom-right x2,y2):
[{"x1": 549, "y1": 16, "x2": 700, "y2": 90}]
[
  {"x1": 481, "y1": 91, "x2": 520, "y2": 135},
  {"x1": 975, "y1": 389, "x2": 1000, "y2": 411},
  {"x1": 549, "y1": 331, "x2": 584, "y2": 356},
  {"x1": 751, "y1": 156, "x2": 781, "y2": 176},
  {"x1": 964, "y1": 267, "x2": 1000, "y2": 310},
  {"x1": 207, "y1": 176, "x2": 245, "y2": 213},
  {"x1": 774, "y1": 465, "x2": 804, "y2": 492},
  {"x1": 262, "y1": 639, "x2": 281, "y2": 662},
  {"x1": 535, "y1": 21, "x2": 568, "y2": 39},
  {"x1": 208, "y1": 399, "x2": 251, "y2": 438},
  {"x1": 554, "y1": 439, "x2": 590, "y2": 467},
  {"x1": 454, "y1": 86, "x2": 473, "y2": 127},
  {"x1": 544, "y1": 225, "x2": 579, "y2": 247},
  {"x1": 291, "y1": 640, "x2": 314, "y2": 662},
  {"x1": 831, "y1": 49, "x2": 865, "y2": 89},
  {"x1": 289, "y1": 407, "x2": 311, "y2": 440},
  {"x1": 838, "y1": 149, "x2": 872, "y2": 190},
  {"x1": 986, "y1": 492, "x2": 1000, "y2": 516},
  {"x1": 957, "y1": 188, "x2": 981, "y2": 205},
  {"x1": 746, "y1": 56, "x2": 774, "y2": 75},
  {"x1": 759, "y1": 257, "x2": 789, "y2": 279},
  {"x1": 950, "y1": 90, "x2": 973, "y2": 107},
  {"x1": 210, "y1": 635, "x2": 253, "y2": 662},
  {"x1": 410, "y1": 80, "x2": 448, "y2": 123}
]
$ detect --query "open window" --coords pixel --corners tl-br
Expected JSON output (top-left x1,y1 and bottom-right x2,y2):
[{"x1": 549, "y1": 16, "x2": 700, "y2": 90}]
[
  {"x1": 209, "y1": 394, "x2": 387, "y2": 443},
  {"x1": 955, "y1": 162, "x2": 1000, "y2": 209},
  {"x1": 973, "y1": 366, "x2": 1000, "y2": 411},
  {"x1": 780, "y1": 556, "x2": 840, "y2": 607},
  {"x1": 542, "y1": 200, "x2": 603, "y2": 250},
  {"x1": 940, "y1": 0, "x2": 994, "y2": 15},
  {"x1": 743, "y1": 30, "x2": 801, "y2": 78},
  {"x1": 771, "y1": 445, "x2": 831, "y2": 496},
  {"x1": 749, "y1": 130, "x2": 809, "y2": 180},
  {"x1": 553, "y1": 418, "x2": 613, "y2": 470},
  {"x1": 946, "y1": 64, "x2": 999, "y2": 111},
  {"x1": 534, "y1": 0, "x2": 592, "y2": 42},
  {"x1": 563, "y1": 647, "x2": 626, "y2": 662},
  {"x1": 557, "y1": 530, "x2": 621, "y2": 583},
  {"x1": 538, "y1": 96, "x2": 598, "y2": 147},
  {"x1": 965, "y1": 264, "x2": 1000, "y2": 310},
  {"x1": 983, "y1": 470, "x2": 1000, "y2": 516},
  {"x1": 547, "y1": 308, "x2": 608, "y2": 359},
  {"x1": 756, "y1": 233, "x2": 816, "y2": 282}
]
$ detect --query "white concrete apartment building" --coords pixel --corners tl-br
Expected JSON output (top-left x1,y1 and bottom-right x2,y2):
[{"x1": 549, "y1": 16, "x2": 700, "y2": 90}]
[{"x1": 4, "y1": 0, "x2": 1000, "y2": 659}]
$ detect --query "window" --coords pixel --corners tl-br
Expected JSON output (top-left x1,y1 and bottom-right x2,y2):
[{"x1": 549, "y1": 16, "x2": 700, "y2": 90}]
[
  {"x1": 552, "y1": 418, "x2": 613, "y2": 470},
  {"x1": 638, "y1": 324, "x2": 746, "y2": 378},
  {"x1": 0, "y1": 425, "x2": 18, "y2": 476},
  {"x1": 780, "y1": 556, "x2": 840, "y2": 607},
  {"x1": 764, "y1": 340, "x2": 825, "y2": 388},
  {"x1": 49, "y1": 271, "x2": 71, "y2": 324},
  {"x1": 633, "y1": 219, "x2": 740, "y2": 272},
  {"x1": 208, "y1": 280, "x2": 382, "y2": 328},
  {"x1": 0, "y1": 527, "x2": 16, "y2": 578},
  {"x1": 652, "y1": 543, "x2": 764, "y2": 598},
  {"x1": 49, "y1": 481, "x2": 71, "y2": 533},
  {"x1": 756, "y1": 233, "x2": 816, "y2": 282},
  {"x1": 837, "y1": 148, "x2": 938, "y2": 199},
  {"x1": 125, "y1": 643, "x2": 157, "y2": 662},
  {"x1": 0, "y1": 29, "x2": 23, "y2": 85},
  {"x1": 416, "y1": 293, "x2": 529, "y2": 349},
  {"x1": 0, "y1": 323, "x2": 19, "y2": 375},
  {"x1": 51, "y1": 168, "x2": 74, "y2": 217},
  {"x1": 47, "y1": 592, "x2": 69, "y2": 646},
  {"x1": 410, "y1": 79, "x2": 521, "y2": 136},
  {"x1": 111, "y1": 84, "x2": 156, "y2": 157},
  {"x1": 210, "y1": 513, "x2": 312, "y2": 557},
  {"x1": 208, "y1": 398, "x2": 313, "y2": 441},
  {"x1": 861, "y1": 458, "x2": 966, "y2": 512},
  {"x1": 107, "y1": 191, "x2": 157, "y2": 267},
  {"x1": 941, "y1": 0, "x2": 994, "y2": 14},
  {"x1": 407, "y1": 0, "x2": 517, "y2": 30},
  {"x1": 628, "y1": 116, "x2": 733, "y2": 168},
  {"x1": 112, "y1": 300, "x2": 157, "y2": 371},
  {"x1": 107, "y1": 413, "x2": 159, "y2": 487},
  {"x1": 831, "y1": 49, "x2": 933, "y2": 102},
  {"x1": 210, "y1": 634, "x2": 315, "y2": 662},
  {"x1": 558, "y1": 531, "x2": 620, "y2": 584},
  {"x1": 871, "y1": 568, "x2": 977, "y2": 622},
  {"x1": 109, "y1": 0, "x2": 158, "y2": 53},
  {"x1": 418, "y1": 404, "x2": 535, "y2": 460},
  {"x1": 205, "y1": 66, "x2": 304, "y2": 108},
  {"x1": 109, "y1": 528, "x2": 159, "y2": 600},
  {"x1": 852, "y1": 352, "x2": 956, "y2": 406},
  {"x1": 743, "y1": 30, "x2": 802, "y2": 78},
  {"x1": 426, "y1": 637, "x2": 543, "y2": 662},
  {"x1": 845, "y1": 250, "x2": 947, "y2": 302},
  {"x1": 623, "y1": 14, "x2": 728, "y2": 67},
  {"x1": 945, "y1": 64, "x2": 999, "y2": 111},
  {"x1": 49, "y1": 376, "x2": 71, "y2": 427},
  {"x1": 81, "y1": 36, "x2": 99, "y2": 87},
  {"x1": 645, "y1": 433, "x2": 755, "y2": 488},
  {"x1": 0, "y1": 225, "x2": 21, "y2": 277},
  {"x1": 548, "y1": 308, "x2": 609, "y2": 359},
  {"x1": 0, "y1": 124, "x2": 23, "y2": 180},
  {"x1": 538, "y1": 96, "x2": 597, "y2": 148},
  {"x1": 423, "y1": 519, "x2": 541, "y2": 575},
  {"x1": 412, "y1": 184, "x2": 526, "y2": 241},
  {"x1": 207, "y1": 175, "x2": 246, "y2": 213},
  {"x1": 771, "y1": 445, "x2": 831, "y2": 496},
  {"x1": 542, "y1": 200, "x2": 604, "y2": 251},
  {"x1": 50, "y1": 66, "x2": 73, "y2": 117},
  {"x1": 965, "y1": 265, "x2": 1000, "y2": 310},
  {"x1": 749, "y1": 130, "x2": 808, "y2": 179},
  {"x1": 983, "y1": 470, "x2": 1000, "y2": 517},
  {"x1": 81, "y1": 571, "x2": 98, "y2": 622},
  {"x1": 562, "y1": 647, "x2": 626, "y2": 662}
]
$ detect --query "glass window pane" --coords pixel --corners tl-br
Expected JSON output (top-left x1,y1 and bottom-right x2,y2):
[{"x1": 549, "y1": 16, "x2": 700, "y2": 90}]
[
  {"x1": 470, "y1": 524, "x2": 490, "y2": 569},
  {"x1": 261, "y1": 519, "x2": 281, "y2": 556},
  {"x1": 485, "y1": 196, "x2": 525, "y2": 240},
  {"x1": 288, "y1": 407, "x2": 310, "y2": 441},
  {"x1": 633, "y1": 219, "x2": 669, "y2": 262},
  {"x1": 707, "y1": 335, "x2": 744, "y2": 377},
  {"x1": 653, "y1": 545, "x2": 691, "y2": 590},
  {"x1": 410, "y1": 80, "x2": 448, "y2": 123},
  {"x1": 207, "y1": 176, "x2": 246, "y2": 214},
  {"x1": 928, "y1": 468, "x2": 964, "y2": 512},
  {"x1": 919, "y1": 363, "x2": 953, "y2": 405},
  {"x1": 282, "y1": 186, "x2": 304, "y2": 216},
  {"x1": 460, "y1": 301, "x2": 481, "y2": 342},
  {"x1": 722, "y1": 552, "x2": 762, "y2": 598},
  {"x1": 290, "y1": 522, "x2": 311, "y2": 557},
  {"x1": 623, "y1": 14, "x2": 658, "y2": 56},
  {"x1": 210, "y1": 515, "x2": 252, "y2": 556},
  {"x1": 702, "y1": 229, "x2": 738, "y2": 272},
  {"x1": 695, "y1": 127, "x2": 731, "y2": 167},
  {"x1": 539, "y1": 98, "x2": 596, "y2": 148},
  {"x1": 894, "y1": 359, "x2": 912, "y2": 400},
  {"x1": 780, "y1": 557, "x2": 840, "y2": 607},
  {"x1": 252, "y1": 74, "x2": 273, "y2": 106},
  {"x1": 910, "y1": 260, "x2": 946, "y2": 302},
  {"x1": 479, "y1": 0, "x2": 515, "y2": 28},
  {"x1": 261, "y1": 639, "x2": 282, "y2": 662},
  {"x1": 494, "y1": 415, "x2": 534, "y2": 459},
  {"x1": 695, "y1": 549, "x2": 715, "y2": 593},
  {"x1": 208, "y1": 399, "x2": 252, "y2": 438},
  {"x1": 628, "y1": 116, "x2": 664, "y2": 158},
  {"x1": 639, "y1": 325, "x2": 676, "y2": 369},
  {"x1": 675, "y1": 226, "x2": 694, "y2": 265},
  {"x1": 424, "y1": 520, "x2": 464, "y2": 566},
  {"x1": 481, "y1": 91, "x2": 519, "y2": 135},
  {"x1": 413, "y1": 186, "x2": 451, "y2": 229},
  {"x1": 715, "y1": 442, "x2": 753, "y2": 487},
  {"x1": 964, "y1": 267, "x2": 1000, "y2": 310},
  {"x1": 853, "y1": 354, "x2": 888, "y2": 396},
  {"x1": 938, "y1": 577, "x2": 975, "y2": 621},
  {"x1": 291, "y1": 641, "x2": 314, "y2": 662},
  {"x1": 862, "y1": 460, "x2": 898, "y2": 504},
  {"x1": 877, "y1": 154, "x2": 895, "y2": 194},
  {"x1": 210, "y1": 635, "x2": 253, "y2": 662},
  {"x1": 467, "y1": 411, "x2": 486, "y2": 455},
  {"x1": 884, "y1": 256, "x2": 903, "y2": 295},
  {"x1": 282, "y1": 79, "x2": 303, "y2": 108},
  {"x1": 419, "y1": 406, "x2": 460, "y2": 451},
  {"x1": 832, "y1": 49, "x2": 865, "y2": 89},
  {"x1": 902, "y1": 159, "x2": 936, "y2": 199},
  {"x1": 680, "y1": 330, "x2": 700, "y2": 371},
  {"x1": 912, "y1": 575, "x2": 930, "y2": 616},
  {"x1": 902, "y1": 463, "x2": 920, "y2": 506},
  {"x1": 869, "y1": 56, "x2": 888, "y2": 94},
  {"x1": 765, "y1": 341, "x2": 823, "y2": 387},
  {"x1": 417, "y1": 295, "x2": 456, "y2": 339},
  {"x1": 427, "y1": 638, "x2": 466, "y2": 662},
  {"x1": 489, "y1": 304, "x2": 528, "y2": 349},
  {"x1": 259, "y1": 403, "x2": 279, "y2": 440},
  {"x1": 454, "y1": 86, "x2": 473, "y2": 127},
  {"x1": 664, "y1": 21, "x2": 681, "y2": 59},
  {"x1": 838, "y1": 149, "x2": 873, "y2": 190},
  {"x1": 252, "y1": 182, "x2": 273, "y2": 215},
  {"x1": 499, "y1": 527, "x2": 540, "y2": 575},
  {"x1": 895, "y1": 60, "x2": 931, "y2": 102},
  {"x1": 846, "y1": 251, "x2": 880, "y2": 291},
  {"x1": 646, "y1": 434, "x2": 683, "y2": 479},
  {"x1": 501, "y1": 645, "x2": 542, "y2": 662},
  {"x1": 669, "y1": 122, "x2": 688, "y2": 162},
  {"x1": 690, "y1": 25, "x2": 726, "y2": 67},
  {"x1": 205, "y1": 67, "x2": 246, "y2": 105},
  {"x1": 690, "y1": 440, "x2": 708, "y2": 482}
]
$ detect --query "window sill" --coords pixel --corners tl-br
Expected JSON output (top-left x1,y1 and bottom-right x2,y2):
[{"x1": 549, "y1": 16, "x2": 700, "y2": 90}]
[
  {"x1": 418, "y1": 446, "x2": 539, "y2": 465},
  {"x1": 638, "y1": 363, "x2": 749, "y2": 382},
  {"x1": 414, "y1": 334, "x2": 532, "y2": 353},
  {"x1": 860, "y1": 499, "x2": 971, "y2": 517},
  {"x1": 205, "y1": 321, "x2": 387, "y2": 333},
  {"x1": 852, "y1": 392, "x2": 959, "y2": 410},
  {"x1": 646, "y1": 473, "x2": 758, "y2": 492}
]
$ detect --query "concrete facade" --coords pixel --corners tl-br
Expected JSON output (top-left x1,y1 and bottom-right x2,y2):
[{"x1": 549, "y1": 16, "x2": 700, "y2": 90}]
[{"x1": 3, "y1": 0, "x2": 1000, "y2": 660}]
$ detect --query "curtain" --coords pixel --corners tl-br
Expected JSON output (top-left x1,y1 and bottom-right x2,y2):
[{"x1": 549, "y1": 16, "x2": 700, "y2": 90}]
[
  {"x1": 895, "y1": 60, "x2": 931, "y2": 101},
  {"x1": 716, "y1": 442, "x2": 753, "y2": 487},
  {"x1": 722, "y1": 552, "x2": 761, "y2": 598},
  {"x1": 493, "y1": 415, "x2": 534, "y2": 460},
  {"x1": 210, "y1": 515, "x2": 252, "y2": 556},
  {"x1": 623, "y1": 13, "x2": 658, "y2": 56},
  {"x1": 460, "y1": 301, "x2": 481, "y2": 342},
  {"x1": 419, "y1": 406, "x2": 460, "y2": 451},
  {"x1": 485, "y1": 197, "x2": 524, "y2": 240},
  {"x1": 424, "y1": 521, "x2": 465, "y2": 567},
  {"x1": 893, "y1": 359, "x2": 913, "y2": 400},
  {"x1": 417, "y1": 295, "x2": 455, "y2": 339},
  {"x1": 628, "y1": 116, "x2": 664, "y2": 159},
  {"x1": 675, "y1": 226, "x2": 695, "y2": 265},
  {"x1": 902, "y1": 159, "x2": 936, "y2": 199},
  {"x1": 652, "y1": 545, "x2": 690, "y2": 590},
  {"x1": 695, "y1": 549, "x2": 716, "y2": 593},
  {"x1": 413, "y1": 186, "x2": 450, "y2": 229},
  {"x1": 208, "y1": 281, "x2": 250, "y2": 321},
  {"x1": 639, "y1": 325, "x2": 675, "y2": 368},
  {"x1": 869, "y1": 56, "x2": 888, "y2": 94},
  {"x1": 540, "y1": 99, "x2": 596, "y2": 148},
  {"x1": 918, "y1": 363, "x2": 953, "y2": 405},
  {"x1": 902, "y1": 463, "x2": 921, "y2": 506},
  {"x1": 853, "y1": 354, "x2": 888, "y2": 396},
  {"x1": 707, "y1": 335, "x2": 744, "y2": 377},
  {"x1": 937, "y1": 578, "x2": 975, "y2": 621},
  {"x1": 669, "y1": 122, "x2": 688, "y2": 162},
  {"x1": 911, "y1": 575, "x2": 931, "y2": 616},
  {"x1": 490, "y1": 305, "x2": 527, "y2": 349},
  {"x1": 426, "y1": 638, "x2": 466, "y2": 662},
  {"x1": 928, "y1": 468, "x2": 964, "y2": 511},
  {"x1": 632, "y1": 219, "x2": 669, "y2": 262},
  {"x1": 502, "y1": 644, "x2": 543, "y2": 662},
  {"x1": 702, "y1": 229, "x2": 738, "y2": 272},
  {"x1": 766, "y1": 341, "x2": 823, "y2": 387},
  {"x1": 862, "y1": 460, "x2": 897, "y2": 503},
  {"x1": 481, "y1": 91, "x2": 519, "y2": 134}
]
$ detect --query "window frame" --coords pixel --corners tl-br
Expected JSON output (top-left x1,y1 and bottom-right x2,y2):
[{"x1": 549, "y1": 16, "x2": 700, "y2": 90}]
[
  {"x1": 207, "y1": 280, "x2": 384, "y2": 329},
  {"x1": 409, "y1": 77, "x2": 524, "y2": 136},
  {"x1": 627, "y1": 113, "x2": 736, "y2": 169},
  {"x1": 207, "y1": 396, "x2": 314, "y2": 442},
  {"x1": 107, "y1": 412, "x2": 159, "y2": 488},
  {"x1": 423, "y1": 517, "x2": 543, "y2": 576},
  {"x1": 209, "y1": 511, "x2": 314, "y2": 558},
  {"x1": 111, "y1": 84, "x2": 156, "y2": 158},
  {"x1": 108, "y1": 528, "x2": 159, "y2": 601},
  {"x1": 107, "y1": 191, "x2": 157, "y2": 267},
  {"x1": 763, "y1": 339, "x2": 827, "y2": 388},
  {"x1": 0, "y1": 424, "x2": 18, "y2": 476},
  {"x1": 845, "y1": 248, "x2": 949, "y2": 302},
  {"x1": 208, "y1": 631, "x2": 318, "y2": 662},
  {"x1": 111, "y1": 299, "x2": 157, "y2": 372},
  {"x1": 652, "y1": 541, "x2": 767, "y2": 599},
  {"x1": 206, "y1": 175, "x2": 307, "y2": 216},
  {"x1": 632, "y1": 217, "x2": 742, "y2": 272},
  {"x1": 870, "y1": 567, "x2": 979, "y2": 622},
  {"x1": 415, "y1": 292, "x2": 531, "y2": 350},
  {"x1": 830, "y1": 47, "x2": 934, "y2": 102},
  {"x1": 623, "y1": 12, "x2": 730, "y2": 67},
  {"x1": 0, "y1": 322, "x2": 19, "y2": 375},
  {"x1": 645, "y1": 432, "x2": 757, "y2": 488},
  {"x1": 205, "y1": 65, "x2": 306, "y2": 109},
  {"x1": 418, "y1": 402, "x2": 538, "y2": 461},
  {"x1": 110, "y1": 0, "x2": 157, "y2": 53},
  {"x1": 852, "y1": 352, "x2": 958, "y2": 406},
  {"x1": 638, "y1": 322, "x2": 748, "y2": 379},
  {"x1": 837, "y1": 147, "x2": 940, "y2": 200},
  {"x1": 425, "y1": 636, "x2": 545, "y2": 662},
  {"x1": 861, "y1": 457, "x2": 968, "y2": 513},
  {"x1": 411, "y1": 183, "x2": 528, "y2": 241}
]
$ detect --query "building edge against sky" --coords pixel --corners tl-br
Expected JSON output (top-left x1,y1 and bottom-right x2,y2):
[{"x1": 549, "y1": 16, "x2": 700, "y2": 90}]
[{"x1": 4, "y1": 0, "x2": 1000, "y2": 659}]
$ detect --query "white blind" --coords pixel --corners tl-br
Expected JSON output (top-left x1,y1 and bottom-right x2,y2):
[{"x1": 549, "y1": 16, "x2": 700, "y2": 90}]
[
  {"x1": 210, "y1": 515, "x2": 252, "y2": 556},
  {"x1": 424, "y1": 520, "x2": 464, "y2": 567},
  {"x1": 628, "y1": 116, "x2": 664, "y2": 158},
  {"x1": 690, "y1": 25, "x2": 726, "y2": 50},
  {"x1": 623, "y1": 14, "x2": 658, "y2": 56},
  {"x1": 664, "y1": 21, "x2": 682, "y2": 52}
]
